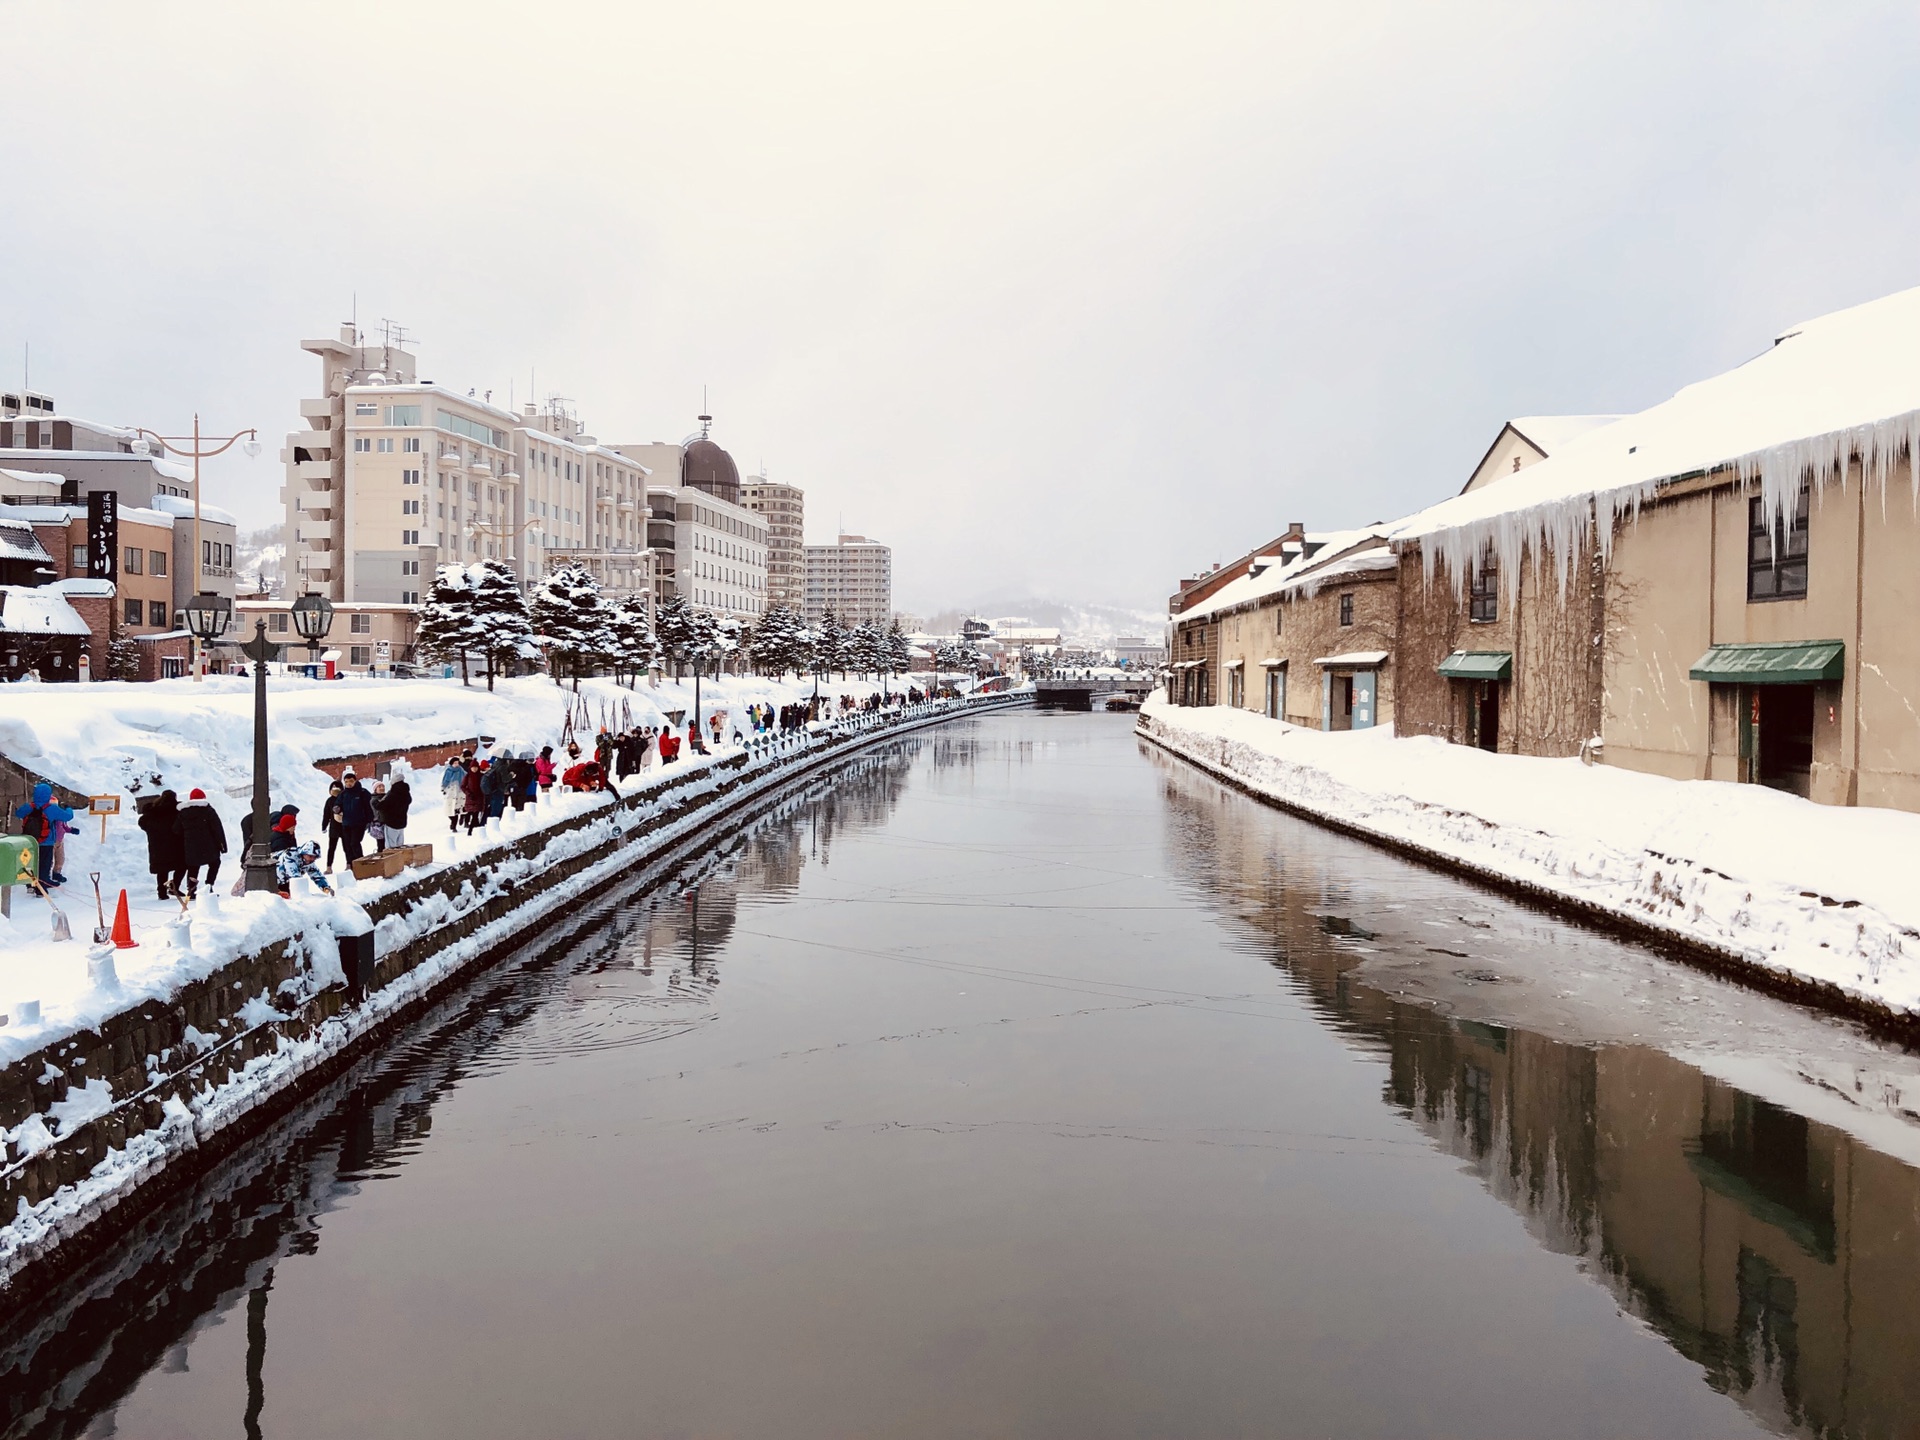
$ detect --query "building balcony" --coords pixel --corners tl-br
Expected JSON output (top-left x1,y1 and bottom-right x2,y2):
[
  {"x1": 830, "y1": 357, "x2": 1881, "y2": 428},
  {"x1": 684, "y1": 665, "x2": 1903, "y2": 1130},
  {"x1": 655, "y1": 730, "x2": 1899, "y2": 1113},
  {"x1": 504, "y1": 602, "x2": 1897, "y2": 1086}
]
[
  {"x1": 299, "y1": 398, "x2": 336, "y2": 423},
  {"x1": 288, "y1": 429, "x2": 334, "y2": 458},
  {"x1": 296, "y1": 519, "x2": 335, "y2": 543},
  {"x1": 292, "y1": 458, "x2": 334, "y2": 486},
  {"x1": 439, "y1": 450, "x2": 463, "y2": 468}
]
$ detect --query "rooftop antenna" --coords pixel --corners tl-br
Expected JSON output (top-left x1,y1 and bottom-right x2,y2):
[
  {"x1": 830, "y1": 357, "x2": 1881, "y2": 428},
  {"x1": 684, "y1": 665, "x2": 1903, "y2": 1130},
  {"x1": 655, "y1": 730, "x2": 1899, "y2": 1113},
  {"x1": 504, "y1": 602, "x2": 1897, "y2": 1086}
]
[{"x1": 698, "y1": 386, "x2": 711, "y2": 440}]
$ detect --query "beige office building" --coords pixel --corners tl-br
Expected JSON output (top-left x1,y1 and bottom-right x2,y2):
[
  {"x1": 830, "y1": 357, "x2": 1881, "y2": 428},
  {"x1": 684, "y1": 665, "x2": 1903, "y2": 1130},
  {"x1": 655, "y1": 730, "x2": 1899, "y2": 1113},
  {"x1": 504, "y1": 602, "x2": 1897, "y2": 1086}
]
[
  {"x1": 742, "y1": 477, "x2": 805, "y2": 609},
  {"x1": 283, "y1": 329, "x2": 655, "y2": 607},
  {"x1": 283, "y1": 327, "x2": 520, "y2": 603},
  {"x1": 804, "y1": 533, "x2": 892, "y2": 627}
]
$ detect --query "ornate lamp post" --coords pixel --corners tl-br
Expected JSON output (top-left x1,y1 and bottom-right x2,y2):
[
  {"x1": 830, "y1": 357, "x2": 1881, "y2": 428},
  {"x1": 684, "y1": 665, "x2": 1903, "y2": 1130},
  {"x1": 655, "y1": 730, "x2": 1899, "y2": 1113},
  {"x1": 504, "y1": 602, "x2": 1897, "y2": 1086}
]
[
  {"x1": 239, "y1": 621, "x2": 283, "y2": 893},
  {"x1": 290, "y1": 592, "x2": 335, "y2": 671},
  {"x1": 132, "y1": 419, "x2": 261, "y2": 681},
  {"x1": 183, "y1": 592, "x2": 233, "y2": 659}
]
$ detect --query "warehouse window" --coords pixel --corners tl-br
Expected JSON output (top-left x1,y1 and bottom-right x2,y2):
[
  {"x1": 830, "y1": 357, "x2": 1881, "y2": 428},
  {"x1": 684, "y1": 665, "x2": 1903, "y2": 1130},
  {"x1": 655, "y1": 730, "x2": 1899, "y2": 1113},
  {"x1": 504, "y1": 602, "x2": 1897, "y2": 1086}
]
[
  {"x1": 1748, "y1": 486, "x2": 1809, "y2": 601},
  {"x1": 1469, "y1": 546, "x2": 1499, "y2": 623}
]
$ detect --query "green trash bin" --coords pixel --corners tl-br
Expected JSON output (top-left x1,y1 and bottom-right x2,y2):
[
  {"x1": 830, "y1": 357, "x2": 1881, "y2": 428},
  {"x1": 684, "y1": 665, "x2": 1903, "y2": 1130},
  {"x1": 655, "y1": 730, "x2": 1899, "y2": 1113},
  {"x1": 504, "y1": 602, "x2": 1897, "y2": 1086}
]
[{"x1": 0, "y1": 834, "x2": 37, "y2": 916}]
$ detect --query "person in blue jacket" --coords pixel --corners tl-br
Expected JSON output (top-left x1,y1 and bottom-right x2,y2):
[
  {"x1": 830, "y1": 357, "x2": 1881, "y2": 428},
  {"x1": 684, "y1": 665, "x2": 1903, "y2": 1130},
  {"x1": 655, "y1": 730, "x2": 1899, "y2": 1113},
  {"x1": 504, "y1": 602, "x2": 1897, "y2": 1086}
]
[{"x1": 14, "y1": 783, "x2": 75, "y2": 886}]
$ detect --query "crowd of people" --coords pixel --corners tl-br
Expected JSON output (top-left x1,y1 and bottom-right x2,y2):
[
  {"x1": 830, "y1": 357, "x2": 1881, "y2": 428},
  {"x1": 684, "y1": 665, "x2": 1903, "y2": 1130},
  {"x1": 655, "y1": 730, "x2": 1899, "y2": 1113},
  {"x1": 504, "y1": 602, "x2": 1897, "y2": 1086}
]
[{"x1": 66, "y1": 685, "x2": 943, "y2": 910}]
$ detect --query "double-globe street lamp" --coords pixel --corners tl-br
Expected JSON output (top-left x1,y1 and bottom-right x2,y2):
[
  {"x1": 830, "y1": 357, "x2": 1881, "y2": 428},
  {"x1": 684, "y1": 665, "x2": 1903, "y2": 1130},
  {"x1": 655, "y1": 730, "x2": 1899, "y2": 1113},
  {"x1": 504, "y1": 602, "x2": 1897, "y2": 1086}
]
[
  {"x1": 131, "y1": 419, "x2": 262, "y2": 681},
  {"x1": 183, "y1": 596, "x2": 304, "y2": 893}
]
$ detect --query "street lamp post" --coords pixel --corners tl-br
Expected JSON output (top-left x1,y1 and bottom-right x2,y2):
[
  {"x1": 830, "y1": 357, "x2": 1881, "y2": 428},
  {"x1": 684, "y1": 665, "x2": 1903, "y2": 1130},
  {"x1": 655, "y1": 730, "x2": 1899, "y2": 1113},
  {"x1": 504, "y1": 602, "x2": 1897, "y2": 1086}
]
[
  {"x1": 290, "y1": 592, "x2": 335, "y2": 673},
  {"x1": 133, "y1": 418, "x2": 261, "y2": 681},
  {"x1": 238, "y1": 621, "x2": 282, "y2": 893}
]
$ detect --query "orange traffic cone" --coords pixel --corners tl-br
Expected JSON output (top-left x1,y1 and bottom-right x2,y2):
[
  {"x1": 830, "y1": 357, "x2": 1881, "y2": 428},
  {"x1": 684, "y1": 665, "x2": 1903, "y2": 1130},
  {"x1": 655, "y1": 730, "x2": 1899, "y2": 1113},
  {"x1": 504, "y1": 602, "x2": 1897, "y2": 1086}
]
[{"x1": 110, "y1": 889, "x2": 138, "y2": 949}]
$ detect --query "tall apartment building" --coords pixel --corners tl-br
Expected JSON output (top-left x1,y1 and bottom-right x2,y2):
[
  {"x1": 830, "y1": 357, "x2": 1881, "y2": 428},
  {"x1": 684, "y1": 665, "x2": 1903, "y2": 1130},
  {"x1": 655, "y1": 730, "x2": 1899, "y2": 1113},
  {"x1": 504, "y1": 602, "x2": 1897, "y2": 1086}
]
[
  {"x1": 283, "y1": 329, "x2": 650, "y2": 609},
  {"x1": 742, "y1": 475, "x2": 805, "y2": 609},
  {"x1": 804, "y1": 533, "x2": 892, "y2": 627},
  {"x1": 284, "y1": 327, "x2": 497, "y2": 602},
  {"x1": 614, "y1": 426, "x2": 767, "y2": 624}
]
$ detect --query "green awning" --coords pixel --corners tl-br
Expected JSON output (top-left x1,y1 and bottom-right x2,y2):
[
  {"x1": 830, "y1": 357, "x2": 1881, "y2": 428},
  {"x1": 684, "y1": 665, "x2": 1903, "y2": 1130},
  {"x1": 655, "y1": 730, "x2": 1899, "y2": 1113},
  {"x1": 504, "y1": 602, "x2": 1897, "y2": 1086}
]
[
  {"x1": 1437, "y1": 650, "x2": 1512, "y2": 681},
  {"x1": 1688, "y1": 640, "x2": 1845, "y2": 685}
]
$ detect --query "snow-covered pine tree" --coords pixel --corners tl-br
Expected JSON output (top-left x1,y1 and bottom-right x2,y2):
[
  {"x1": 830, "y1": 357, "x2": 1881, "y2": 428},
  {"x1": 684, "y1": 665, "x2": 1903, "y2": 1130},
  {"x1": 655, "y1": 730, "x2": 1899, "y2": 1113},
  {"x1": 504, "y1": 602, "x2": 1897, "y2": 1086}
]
[
  {"x1": 884, "y1": 620, "x2": 913, "y2": 682},
  {"x1": 468, "y1": 559, "x2": 537, "y2": 692},
  {"x1": 415, "y1": 565, "x2": 483, "y2": 685},
  {"x1": 819, "y1": 608, "x2": 850, "y2": 680},
  {"x1": 105, "y1": 635, "x2": 142, "y2": 681},
  {"x1": 652, "y1": 595, "x2": 699, "y2": 680},
  {"x1": 531, "y1": 563, "x2": 613, "y2": 690},
  {"x1": 747, "y1": 605, "x2": 784, "y2": 676},
  {"x1": 608, "y1": 593, "x2": 657, "y2": 687},
  {"x1": 748, "y1": 604, "x2": 804, "y2": 677},
  {"x1": 847, "y1": 622, "x2": 883, "y2": 679}
]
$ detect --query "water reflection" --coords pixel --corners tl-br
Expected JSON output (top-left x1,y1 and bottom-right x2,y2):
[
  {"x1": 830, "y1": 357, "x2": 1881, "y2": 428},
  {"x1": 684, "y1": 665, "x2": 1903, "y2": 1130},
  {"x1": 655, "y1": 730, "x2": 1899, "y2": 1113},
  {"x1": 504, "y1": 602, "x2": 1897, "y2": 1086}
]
[
  {"x1": 1152, "y1": 744, "x2": 1920, "y2": 1440},
  {"x1": 0, "y1": 739, "x2": 923, "y2": 1440}
]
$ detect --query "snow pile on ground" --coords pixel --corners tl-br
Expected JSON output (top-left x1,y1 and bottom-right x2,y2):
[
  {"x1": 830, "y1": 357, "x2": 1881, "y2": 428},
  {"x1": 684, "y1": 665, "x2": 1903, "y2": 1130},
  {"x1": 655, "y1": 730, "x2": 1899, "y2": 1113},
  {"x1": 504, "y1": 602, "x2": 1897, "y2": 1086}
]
[
  {"x1": 0, "y1": 671, "x2": 887, "y2": 1060},
  {"x1": 1139, "y1": 696, "x2": 1920, "y2": 1019}
]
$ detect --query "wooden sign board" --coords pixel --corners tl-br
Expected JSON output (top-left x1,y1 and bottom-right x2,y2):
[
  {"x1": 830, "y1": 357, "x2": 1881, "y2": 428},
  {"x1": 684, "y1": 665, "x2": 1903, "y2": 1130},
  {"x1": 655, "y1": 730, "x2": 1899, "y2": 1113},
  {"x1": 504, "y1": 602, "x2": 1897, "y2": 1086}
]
[{"x1": 88, "y1": 795, "x2": 121, "y2": 816}]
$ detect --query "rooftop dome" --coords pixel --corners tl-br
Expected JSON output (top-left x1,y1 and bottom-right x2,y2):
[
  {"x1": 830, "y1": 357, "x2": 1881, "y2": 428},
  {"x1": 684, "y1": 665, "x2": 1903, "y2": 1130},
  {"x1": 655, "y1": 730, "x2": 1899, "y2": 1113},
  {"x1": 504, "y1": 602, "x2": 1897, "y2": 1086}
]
[{"x1": 684, "y1": 437, "x2": 741, "y2": 505}]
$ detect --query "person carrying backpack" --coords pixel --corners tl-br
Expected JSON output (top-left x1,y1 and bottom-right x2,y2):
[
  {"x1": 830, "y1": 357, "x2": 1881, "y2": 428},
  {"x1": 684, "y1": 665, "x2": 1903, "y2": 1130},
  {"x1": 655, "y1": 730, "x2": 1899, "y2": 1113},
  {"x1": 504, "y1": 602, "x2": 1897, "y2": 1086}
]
[
  {"x1": 14, "y1": 783, "x2": 74, "y2": 887},
  {"x1": 379, "y1": 774, "x2": 412, "y2": 847}
]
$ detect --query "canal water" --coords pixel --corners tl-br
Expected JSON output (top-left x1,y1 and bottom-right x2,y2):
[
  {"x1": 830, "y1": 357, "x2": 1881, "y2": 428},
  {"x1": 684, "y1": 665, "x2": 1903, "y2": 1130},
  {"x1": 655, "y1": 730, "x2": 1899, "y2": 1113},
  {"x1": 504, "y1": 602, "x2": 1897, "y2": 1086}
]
[{"x1": 6, "y1": 711, "x2": 1919, "y2": 1439}]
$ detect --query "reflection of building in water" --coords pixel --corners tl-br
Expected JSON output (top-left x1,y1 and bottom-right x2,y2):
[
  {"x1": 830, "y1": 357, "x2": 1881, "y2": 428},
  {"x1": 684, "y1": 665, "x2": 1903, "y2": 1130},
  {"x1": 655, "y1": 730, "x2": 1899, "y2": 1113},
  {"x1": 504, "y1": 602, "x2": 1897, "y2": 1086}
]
[{"x1": 1157, "y1": 755, "x2": 1920, "y2": 1440}]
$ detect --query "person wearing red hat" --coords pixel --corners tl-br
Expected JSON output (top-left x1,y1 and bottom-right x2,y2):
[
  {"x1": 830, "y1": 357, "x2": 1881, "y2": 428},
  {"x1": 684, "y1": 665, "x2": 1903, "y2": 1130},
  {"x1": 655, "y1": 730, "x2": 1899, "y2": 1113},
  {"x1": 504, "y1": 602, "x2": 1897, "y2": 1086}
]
[{"x1": 173, "y1": 788, "x2": 228, "y2": 900}]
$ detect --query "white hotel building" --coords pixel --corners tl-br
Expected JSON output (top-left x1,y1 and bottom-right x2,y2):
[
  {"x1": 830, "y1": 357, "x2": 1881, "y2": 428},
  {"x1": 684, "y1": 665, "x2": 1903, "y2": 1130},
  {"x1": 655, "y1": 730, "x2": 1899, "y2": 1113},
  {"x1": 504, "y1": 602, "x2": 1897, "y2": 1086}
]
[{"x1": 282, "y1": 328, "x2": 651, "y2": 611}]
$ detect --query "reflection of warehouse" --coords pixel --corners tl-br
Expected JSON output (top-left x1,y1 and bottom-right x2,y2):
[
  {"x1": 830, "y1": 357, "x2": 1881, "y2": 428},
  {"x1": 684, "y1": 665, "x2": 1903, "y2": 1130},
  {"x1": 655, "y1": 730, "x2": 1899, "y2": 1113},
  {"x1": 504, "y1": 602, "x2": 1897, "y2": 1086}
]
[{"x1": 1158, "y1": 754, "x2": 1920, "y2": 1439}]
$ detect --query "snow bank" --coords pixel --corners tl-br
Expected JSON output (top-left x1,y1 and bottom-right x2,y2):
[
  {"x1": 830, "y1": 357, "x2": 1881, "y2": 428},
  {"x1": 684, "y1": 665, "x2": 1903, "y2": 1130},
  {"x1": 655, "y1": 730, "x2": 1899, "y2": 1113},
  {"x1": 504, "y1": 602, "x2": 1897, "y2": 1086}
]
[
  {"x1": 1139, "y1": 696, "x2": 1920, "y2": 1020},
  {"x1": 0, "y1": 671, "x2": 891, "y2": 1062}
]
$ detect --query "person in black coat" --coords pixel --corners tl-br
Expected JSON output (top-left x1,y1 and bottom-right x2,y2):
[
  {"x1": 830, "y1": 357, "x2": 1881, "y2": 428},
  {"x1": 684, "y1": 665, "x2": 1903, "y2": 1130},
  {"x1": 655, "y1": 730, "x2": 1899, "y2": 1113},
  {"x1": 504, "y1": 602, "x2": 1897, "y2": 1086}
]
[
  {"x1": 337, "y1": 772, "x2": 375, "y2": 862},
  {"x1": 173, "y1": 788, "x2": 228, "y2": 898},
  {"x1": 321, "y1": 781, "x2": 346, "y2": 872},
  {"x1": 139, "y1": 790, "x2": 186, "y2": 900},
  {"x1": 379, "y1": 776, "x2": 413, "y2": 846}
]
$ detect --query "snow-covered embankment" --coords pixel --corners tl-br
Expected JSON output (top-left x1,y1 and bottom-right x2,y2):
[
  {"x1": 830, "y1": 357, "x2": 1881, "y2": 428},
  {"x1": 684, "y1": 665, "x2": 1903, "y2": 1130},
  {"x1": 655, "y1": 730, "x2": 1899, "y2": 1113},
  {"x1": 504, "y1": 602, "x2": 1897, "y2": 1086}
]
[
  {"x1": 1138, "y1": 696, "x2": 1920, "y2": 1025},
  {"x1": 0, "y1": 687, "x2": 1030, "y2": 1290}
]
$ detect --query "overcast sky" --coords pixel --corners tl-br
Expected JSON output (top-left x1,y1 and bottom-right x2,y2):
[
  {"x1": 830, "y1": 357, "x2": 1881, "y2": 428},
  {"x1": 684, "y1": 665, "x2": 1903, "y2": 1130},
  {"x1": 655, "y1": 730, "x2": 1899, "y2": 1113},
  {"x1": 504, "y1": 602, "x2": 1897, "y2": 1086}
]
[{"x1": 5, "y1": 2, "x2": 1919, "y2": 617}]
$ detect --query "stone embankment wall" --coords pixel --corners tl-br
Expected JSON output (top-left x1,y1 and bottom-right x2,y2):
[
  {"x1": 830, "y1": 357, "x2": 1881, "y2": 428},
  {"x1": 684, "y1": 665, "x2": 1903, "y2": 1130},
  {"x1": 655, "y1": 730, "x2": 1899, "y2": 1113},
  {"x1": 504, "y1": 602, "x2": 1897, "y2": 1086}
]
[
  {"x1": 0, "y1": 694, "x2": 1030, "y2": 1292},
  {"x1": 1137, "y1": 704, "x2": 1920, "y2": 1037}
]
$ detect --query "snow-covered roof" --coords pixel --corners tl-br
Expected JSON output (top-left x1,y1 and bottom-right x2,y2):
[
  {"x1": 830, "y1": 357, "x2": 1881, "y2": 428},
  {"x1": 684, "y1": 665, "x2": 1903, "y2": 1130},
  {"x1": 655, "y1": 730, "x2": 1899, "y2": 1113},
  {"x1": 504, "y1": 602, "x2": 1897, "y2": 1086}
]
[
  {"x1": 0, "y1": 504, "x2": 83, "y2": 526},
  {"x1": 51, "y1": 577, "x2": 115, "y2": 598},
  {"x1": 149, "y1": 493, "x2": 239, "y2": 528},
  {"x1": 118, "y1": 505, "x2": 175, "y2": 530},
  {"x1": 1312, "y1": 650, "x2": 1389, "y2": 667},
  {"x1": 1506, "y1": 414, "x2": 1626, "y2": 453},
  {"x1": 1177, "y1": 528, "x2": 1396, "y2": 623},
  {"x1": 0, "y1": 585, "x2": 90, "y2": 637},
  {"x1": 0, "y1": 521, "x2": 53, "y2": 566},
  {"x1": 0, "y1": 447, "x2": 193, "y2": 482},
  {"x1": 1399, "y1": 284, "x2": 1920, "y2": 595},
  {"x1": 0, "y1": 467, "x2": 65, "y2": 490}
]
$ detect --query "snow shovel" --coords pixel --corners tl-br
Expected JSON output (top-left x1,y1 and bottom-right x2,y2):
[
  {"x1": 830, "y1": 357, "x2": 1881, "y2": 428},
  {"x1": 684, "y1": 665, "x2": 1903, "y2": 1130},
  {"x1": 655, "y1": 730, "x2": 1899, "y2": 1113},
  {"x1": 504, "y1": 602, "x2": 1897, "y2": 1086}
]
[
  {"x1": 90, "y1": 872, "x2": 110, "y2": 944},
  {"x1": 24, "y1": 875, "x2": 73, "y2": 942}
]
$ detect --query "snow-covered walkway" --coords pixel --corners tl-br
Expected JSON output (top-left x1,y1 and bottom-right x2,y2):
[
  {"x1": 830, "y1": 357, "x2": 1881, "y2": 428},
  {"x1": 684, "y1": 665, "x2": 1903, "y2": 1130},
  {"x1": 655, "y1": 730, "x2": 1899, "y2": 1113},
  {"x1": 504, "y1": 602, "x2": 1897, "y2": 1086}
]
[
  {"x1": 1138, "y1": 695, "x2": 1920, "y2": 1023},
  {"x1": 0, "y1": 672, "x2": 901, "y2": 1063}
]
